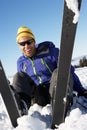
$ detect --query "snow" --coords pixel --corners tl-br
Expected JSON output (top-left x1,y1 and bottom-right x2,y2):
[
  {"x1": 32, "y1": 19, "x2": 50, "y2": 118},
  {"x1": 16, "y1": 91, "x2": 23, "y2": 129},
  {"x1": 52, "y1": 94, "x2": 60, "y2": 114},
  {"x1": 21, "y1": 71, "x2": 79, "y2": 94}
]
[
  {"x1": 0, "y1": 67, "x2": 87, "y2": 130},
  {"x1": 65, "y1": 0, "x2": 80, "y2": 23}
]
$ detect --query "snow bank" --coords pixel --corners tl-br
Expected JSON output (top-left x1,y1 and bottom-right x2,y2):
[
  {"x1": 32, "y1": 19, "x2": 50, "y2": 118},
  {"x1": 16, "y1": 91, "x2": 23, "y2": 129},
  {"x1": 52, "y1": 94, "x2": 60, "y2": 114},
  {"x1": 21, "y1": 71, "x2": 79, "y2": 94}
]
[{"x1": 0, "y1": 67, "x2": 87, "y2": 130}]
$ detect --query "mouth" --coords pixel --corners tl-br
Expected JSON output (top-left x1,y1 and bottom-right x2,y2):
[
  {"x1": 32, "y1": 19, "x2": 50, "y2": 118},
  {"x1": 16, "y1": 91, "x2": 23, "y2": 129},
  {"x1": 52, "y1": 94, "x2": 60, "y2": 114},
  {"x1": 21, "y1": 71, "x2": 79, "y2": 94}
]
[{"x1": 25, "y1": 49, "x2": 31, "y2": 53}]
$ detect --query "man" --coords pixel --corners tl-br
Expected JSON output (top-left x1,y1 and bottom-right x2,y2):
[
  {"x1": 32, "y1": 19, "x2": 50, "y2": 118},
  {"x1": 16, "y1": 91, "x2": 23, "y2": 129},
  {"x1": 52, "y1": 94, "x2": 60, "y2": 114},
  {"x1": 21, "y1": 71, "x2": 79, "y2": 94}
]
[{"x1": 12, "y1": 26, "x2": 85, "y2": 115}]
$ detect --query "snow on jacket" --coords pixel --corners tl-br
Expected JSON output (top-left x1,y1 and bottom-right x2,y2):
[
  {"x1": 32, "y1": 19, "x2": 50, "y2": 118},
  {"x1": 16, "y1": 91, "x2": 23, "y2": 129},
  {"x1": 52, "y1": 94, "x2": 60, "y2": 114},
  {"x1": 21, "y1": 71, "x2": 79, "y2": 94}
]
[{"x1": 17, "y1": 41, "x2": 85, "y2": 92}]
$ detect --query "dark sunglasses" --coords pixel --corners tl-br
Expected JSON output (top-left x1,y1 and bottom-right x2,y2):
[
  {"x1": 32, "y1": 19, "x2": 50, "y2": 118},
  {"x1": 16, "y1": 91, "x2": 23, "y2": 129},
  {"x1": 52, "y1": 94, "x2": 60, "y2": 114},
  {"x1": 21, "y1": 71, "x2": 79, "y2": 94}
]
[{"x1": 18, "y1": 39, "x2": 34, "y2": 46}]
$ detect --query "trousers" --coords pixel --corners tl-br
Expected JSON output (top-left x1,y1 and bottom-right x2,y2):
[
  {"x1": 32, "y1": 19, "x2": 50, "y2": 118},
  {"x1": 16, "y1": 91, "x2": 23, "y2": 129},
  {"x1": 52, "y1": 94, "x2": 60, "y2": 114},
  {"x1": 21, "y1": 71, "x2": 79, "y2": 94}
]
[{"x1": 12, "y1": 72, "x2": 50, "y2": 107}]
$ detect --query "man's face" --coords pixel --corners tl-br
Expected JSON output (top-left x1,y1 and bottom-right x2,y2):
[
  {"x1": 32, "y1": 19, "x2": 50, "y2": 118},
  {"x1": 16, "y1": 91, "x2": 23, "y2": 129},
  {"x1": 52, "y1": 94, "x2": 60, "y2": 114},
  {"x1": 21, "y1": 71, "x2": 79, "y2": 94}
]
[{"x1": 18, "y1": 37, "x2": 36, "y2": 57}]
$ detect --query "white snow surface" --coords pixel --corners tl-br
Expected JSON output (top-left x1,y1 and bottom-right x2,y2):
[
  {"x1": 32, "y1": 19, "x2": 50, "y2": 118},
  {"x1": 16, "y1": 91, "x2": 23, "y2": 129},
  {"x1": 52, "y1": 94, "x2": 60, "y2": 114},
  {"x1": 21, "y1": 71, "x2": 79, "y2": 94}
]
[{"x1": 0, "y1": 67, "x2": 87, "y2": 130}]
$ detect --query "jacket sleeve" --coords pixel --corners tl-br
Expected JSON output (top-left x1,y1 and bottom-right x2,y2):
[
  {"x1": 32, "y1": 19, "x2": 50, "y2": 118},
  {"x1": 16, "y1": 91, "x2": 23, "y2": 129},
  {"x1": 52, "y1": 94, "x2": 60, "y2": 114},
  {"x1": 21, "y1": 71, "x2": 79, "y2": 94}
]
[
  {"x1": 50, "y1": 45, "x2": 59, "y2": 66},
  {"x1": 17, "y1": 59, "x2": 21, "y2": 72},
  {"x1": 41, "y1": 41, "x2": 59, "y2": 66},
  {"x1": 71, "y1": 66, "x2": 85, "y2": 93},
  {"x1": 17, "y1": 57, "x2": 24, "y2": 72}
]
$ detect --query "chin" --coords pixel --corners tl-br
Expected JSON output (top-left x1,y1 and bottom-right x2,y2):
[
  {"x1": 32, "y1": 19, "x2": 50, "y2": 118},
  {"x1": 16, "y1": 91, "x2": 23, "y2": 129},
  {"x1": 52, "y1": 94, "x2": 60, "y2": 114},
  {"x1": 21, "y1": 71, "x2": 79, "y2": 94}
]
[{"x1": 26, "y1": 54, "x2": 32, "y2": 57}]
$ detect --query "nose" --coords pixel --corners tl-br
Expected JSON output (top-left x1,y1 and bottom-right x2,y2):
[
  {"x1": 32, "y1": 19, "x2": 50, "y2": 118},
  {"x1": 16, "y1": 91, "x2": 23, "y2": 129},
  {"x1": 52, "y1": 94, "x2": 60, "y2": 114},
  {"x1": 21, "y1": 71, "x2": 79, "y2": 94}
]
[{"x1": 25, "y1": 43, "x2": 29, "y2": 47}]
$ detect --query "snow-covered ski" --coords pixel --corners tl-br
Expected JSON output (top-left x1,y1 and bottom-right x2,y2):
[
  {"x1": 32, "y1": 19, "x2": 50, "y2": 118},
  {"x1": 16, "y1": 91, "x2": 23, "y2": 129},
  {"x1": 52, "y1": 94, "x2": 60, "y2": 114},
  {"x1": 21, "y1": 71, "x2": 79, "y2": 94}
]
[
  {"x1": 51, "y1": 0, "x2": 82, "y2": 128},
  {"x1": 0, "y1": 60, "x2": 21, "y2": 127}
]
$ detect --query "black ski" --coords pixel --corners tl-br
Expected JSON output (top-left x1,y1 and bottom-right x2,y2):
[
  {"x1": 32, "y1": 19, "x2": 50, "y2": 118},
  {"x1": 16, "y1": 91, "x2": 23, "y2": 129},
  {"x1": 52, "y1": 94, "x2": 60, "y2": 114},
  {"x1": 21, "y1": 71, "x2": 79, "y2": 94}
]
[
  {"x1": 51, "y1": 0, "x2": 82, "y2": 128},
  {"x1": 0, "y1": 60, "x2": 21, "y2": 127}
]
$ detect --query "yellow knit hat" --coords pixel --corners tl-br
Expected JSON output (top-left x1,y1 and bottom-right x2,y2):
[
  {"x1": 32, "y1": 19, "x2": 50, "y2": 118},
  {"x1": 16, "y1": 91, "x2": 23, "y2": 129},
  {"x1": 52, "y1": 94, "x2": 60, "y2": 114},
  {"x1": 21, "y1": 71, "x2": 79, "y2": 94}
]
[{"x1": 16, "y1": 26, "x2": 35, "y2": 43}]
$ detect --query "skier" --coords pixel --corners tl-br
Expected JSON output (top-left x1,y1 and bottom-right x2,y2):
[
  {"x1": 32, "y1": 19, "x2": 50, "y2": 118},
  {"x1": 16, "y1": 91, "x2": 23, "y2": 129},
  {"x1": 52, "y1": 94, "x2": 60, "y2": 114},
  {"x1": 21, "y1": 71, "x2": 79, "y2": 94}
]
[{"x1": 11, "y1": 26, "x2": 86, "y2": 115}]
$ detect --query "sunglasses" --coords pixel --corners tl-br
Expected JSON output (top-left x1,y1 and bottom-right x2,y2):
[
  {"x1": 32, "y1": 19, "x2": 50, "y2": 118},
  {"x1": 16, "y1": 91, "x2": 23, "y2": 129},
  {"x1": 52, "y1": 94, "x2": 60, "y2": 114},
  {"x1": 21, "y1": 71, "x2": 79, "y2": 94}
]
[{"x1": 18, "y1": 39, "x2": 34, "y2": 46}]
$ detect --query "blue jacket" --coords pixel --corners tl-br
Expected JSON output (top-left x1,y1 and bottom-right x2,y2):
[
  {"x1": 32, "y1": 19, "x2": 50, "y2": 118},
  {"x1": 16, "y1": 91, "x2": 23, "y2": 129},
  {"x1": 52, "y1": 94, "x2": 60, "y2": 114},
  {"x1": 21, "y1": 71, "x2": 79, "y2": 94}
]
[
  {"x1": 17, "y1": 41, "x2": 59, "y2": 86},
  {"x1": 17, "y1": 41, "x2": 85, "y2": 93}
]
